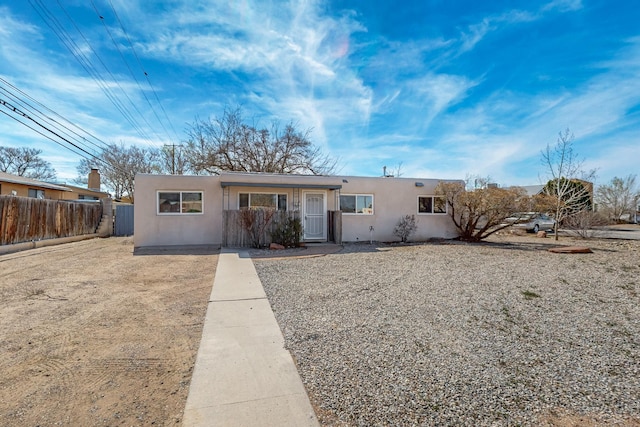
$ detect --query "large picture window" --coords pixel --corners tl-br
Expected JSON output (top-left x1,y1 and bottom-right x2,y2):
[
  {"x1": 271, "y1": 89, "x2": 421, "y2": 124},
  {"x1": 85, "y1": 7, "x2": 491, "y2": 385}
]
[
  {"x1": 158, "y1": 191, "x2": 203, "y2": 214},
  {"x1": 418, "y1": 196, "x2": 446, "y2": 214},
  {"x1": 340, "y1": 194, "x2": 374, "y2": 215},
  {"x1": 239, "y1": 193, "x2": 287, "y2": 211}
]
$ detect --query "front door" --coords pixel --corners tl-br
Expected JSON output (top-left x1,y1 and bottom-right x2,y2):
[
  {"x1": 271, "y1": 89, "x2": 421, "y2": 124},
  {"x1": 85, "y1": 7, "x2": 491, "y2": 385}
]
[{"x1": 303, "y1": 192, "x2": 325, "y2": 240}]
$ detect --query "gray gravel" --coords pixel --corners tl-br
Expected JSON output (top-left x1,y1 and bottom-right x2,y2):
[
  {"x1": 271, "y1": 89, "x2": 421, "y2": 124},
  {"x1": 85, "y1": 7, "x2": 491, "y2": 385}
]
[{"x1": 254, "y1": 237, "x2": 640, "y2": 426}]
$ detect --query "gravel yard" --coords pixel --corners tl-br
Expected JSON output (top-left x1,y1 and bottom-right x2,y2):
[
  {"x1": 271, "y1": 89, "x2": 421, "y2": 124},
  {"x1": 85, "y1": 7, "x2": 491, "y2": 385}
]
[{"x1": 254, "y1": 236, "x2": 640, "y2": 426}]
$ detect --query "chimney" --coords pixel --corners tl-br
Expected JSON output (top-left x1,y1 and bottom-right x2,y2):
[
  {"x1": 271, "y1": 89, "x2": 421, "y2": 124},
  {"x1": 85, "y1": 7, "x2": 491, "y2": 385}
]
[{"x1": 88, "y1": 168, "x2": 101, "y2": 191}]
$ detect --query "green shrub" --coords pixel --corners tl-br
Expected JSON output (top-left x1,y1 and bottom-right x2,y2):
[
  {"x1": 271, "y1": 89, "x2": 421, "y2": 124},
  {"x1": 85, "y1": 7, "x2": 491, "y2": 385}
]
[{"x1": 270, "y1": 216, "x2": 302, "y2": 247}]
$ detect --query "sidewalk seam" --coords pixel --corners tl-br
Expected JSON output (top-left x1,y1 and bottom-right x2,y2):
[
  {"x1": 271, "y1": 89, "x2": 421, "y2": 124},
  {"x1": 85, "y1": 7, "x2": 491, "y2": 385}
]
[{"x1": 209, "y1": 297, "x2": 267, "y2": 303}]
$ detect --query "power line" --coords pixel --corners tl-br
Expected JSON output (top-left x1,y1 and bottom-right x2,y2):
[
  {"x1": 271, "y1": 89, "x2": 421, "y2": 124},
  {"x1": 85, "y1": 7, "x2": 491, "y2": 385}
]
[
  {"x1": 29, "y1": 0, "x2": 152, "y2": 143},
  {"x1": 104, "y1": 0, "x2": 179, "y2": 144},
  {"x1": 88, "y1": 0, "x2": 169, "y2": 146},
  {"x1": 0, "y1": 77, "x2": 107, "y2": 154},
  {"x1": 0, "y1": 96, "x2": 129, "y2": 178},
  {"x1": 0, "y1": 109, "x2": 90, "y2": 161},
  {"x1": 28, "y1": 0, "x2": 162, "y2": 147},
  {"x1": 0, "y1": 90, "x2": 100, "y2": 160},
  {"x1": 0, "y1": 97, "x2": 103, "y2": 164}
]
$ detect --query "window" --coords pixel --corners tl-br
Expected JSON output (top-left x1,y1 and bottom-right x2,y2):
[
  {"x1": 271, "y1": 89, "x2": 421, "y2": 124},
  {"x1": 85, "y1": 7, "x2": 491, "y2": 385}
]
[
  {"x1": 239, "y1": 193, "x2": 287, "y2": 211},
  {"x1": 418, "y1": 196, "x2": 446, "y2": 214},
  {"x1": 158, "y1": 191, "x2": 203, "y2": 214},
  {"x1": 340, "y1": 194, "x2": 374, "y2": 214},
  {"x1": 28, "y1": 188, "x2": 45, "y2": 199}
]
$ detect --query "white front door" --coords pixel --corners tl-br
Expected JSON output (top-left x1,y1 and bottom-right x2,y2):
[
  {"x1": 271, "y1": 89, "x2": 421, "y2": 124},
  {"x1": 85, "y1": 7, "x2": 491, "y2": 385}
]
[{"x1": 303, "y1": 192, "x2": 325, "y2": 240}]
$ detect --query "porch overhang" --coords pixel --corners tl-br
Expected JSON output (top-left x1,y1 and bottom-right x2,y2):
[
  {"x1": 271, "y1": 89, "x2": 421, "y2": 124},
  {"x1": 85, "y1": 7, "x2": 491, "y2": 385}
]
[{"x1": 220, "y1": 181, "x2": 342, "y2": 190}]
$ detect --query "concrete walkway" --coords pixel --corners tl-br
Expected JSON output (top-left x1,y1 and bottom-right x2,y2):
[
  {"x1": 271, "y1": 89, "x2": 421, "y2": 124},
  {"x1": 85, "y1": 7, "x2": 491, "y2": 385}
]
[{"x1": 182, "y1": 249, "x2": 319, "y2": 427}]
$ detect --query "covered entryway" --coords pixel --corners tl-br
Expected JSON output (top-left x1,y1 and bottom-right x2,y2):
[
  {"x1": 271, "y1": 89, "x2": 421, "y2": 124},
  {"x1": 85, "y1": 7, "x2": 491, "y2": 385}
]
[
  {"x1": 219, "y1": 178, "x2": 341, "y2": 246},
  {"x1": 303, "y1": 192, "x2": 326, "y2": 240}
]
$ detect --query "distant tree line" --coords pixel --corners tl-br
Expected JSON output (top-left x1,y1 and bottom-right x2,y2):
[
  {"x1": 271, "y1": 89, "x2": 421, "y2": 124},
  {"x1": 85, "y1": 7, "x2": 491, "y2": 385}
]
[{"x1": 73, "y1": 107, "x2": 337, "y2": 201}]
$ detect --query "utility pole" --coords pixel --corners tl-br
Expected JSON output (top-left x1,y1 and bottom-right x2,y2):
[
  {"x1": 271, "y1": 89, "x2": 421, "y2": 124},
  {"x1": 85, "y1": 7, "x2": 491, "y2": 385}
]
[{"x1": 164, "y1": 144, "x2": 181, "y2": 174}]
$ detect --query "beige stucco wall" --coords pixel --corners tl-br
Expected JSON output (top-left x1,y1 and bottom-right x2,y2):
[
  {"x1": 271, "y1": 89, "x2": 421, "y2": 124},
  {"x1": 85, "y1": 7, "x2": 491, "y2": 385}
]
[
  {"x1": 134, "y1": 174, "x2": 222, "y2": 248},
  {"x1": 134, "y1": 172, "x2": 462, "y2": 248},
  {"x1": 337, "y1": 176, "x2": 459, "y2": 242},
  {"x1": 219, "y1": 172, "x2": 461, "y2": 241}
]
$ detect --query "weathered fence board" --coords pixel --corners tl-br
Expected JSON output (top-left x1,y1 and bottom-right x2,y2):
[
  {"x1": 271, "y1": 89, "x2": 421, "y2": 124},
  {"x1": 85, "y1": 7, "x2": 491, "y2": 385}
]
[
  {"x1": 0, "y1": 196, "x2": 103, "y2": 246},
  {"x1": 328, "y1": 210, "x2": 342, "y2": 244},
  {"x1": 223, "y1": 210, "x2": 296, "y2": 247},
  {"x1": 222, "y1": 209, "x2": 342, "y2": 247}
]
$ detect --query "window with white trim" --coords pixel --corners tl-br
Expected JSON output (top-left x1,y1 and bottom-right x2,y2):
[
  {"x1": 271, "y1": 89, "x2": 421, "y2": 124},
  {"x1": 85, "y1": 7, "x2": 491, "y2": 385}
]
[
  {"x1": 239, "y1": 193, "x2": 287, "y2": 211},
  {"x1": 418, "y1": 195, "x2": 446, "y2": 214},
  {"x1": 340, "y1": 194, "x2": 374, "y2": 215},
  {"x1": 158, "y1": 191, "x2": 203, "y2": 214}
]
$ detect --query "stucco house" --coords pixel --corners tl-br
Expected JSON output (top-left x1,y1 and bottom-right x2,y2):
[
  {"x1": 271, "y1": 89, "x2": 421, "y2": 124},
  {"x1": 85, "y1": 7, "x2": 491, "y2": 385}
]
[{"x1": 134, "y1": 172, "x2": 461, "y2": 248}]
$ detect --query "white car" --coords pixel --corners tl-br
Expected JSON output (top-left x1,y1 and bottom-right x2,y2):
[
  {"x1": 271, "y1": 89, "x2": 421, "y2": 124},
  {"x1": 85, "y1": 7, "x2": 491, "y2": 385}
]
[{"x1": 505, "y1": 212, "x2": 556, "y2": 233}]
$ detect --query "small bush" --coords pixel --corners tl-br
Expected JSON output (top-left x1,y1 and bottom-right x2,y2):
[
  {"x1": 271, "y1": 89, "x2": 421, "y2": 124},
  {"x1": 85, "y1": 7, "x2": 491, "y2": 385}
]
[
  {"x1": 238, "y1": 208, "x2": 277, "y2": 248},
  {"x1": 393, "y1": 215, "x2": 418, "y2": 243},
  {"x1": 563, "y1": 211, "x2": 608, "y2": 239},
  {"x1": 270, "y1": 216, "x2": 302, "y2": 247}
]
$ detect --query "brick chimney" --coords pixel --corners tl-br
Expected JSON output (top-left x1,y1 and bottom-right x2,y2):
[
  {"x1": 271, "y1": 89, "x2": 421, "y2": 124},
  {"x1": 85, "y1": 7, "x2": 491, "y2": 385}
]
[{"x1": 88, "y1": 168, "x2": 101, "y2": 191}]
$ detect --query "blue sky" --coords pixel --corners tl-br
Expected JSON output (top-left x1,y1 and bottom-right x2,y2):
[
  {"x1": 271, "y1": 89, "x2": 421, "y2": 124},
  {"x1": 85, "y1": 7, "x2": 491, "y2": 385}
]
[{"x1": 0, "y1": 0, "x2": 638, "y2": 187}]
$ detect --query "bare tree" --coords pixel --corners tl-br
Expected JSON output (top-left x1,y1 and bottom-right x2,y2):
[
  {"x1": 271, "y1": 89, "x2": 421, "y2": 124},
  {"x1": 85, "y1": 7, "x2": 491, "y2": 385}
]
[
  {"x1": 541, "y1": 129, "x2": 596, "y2": 240},
  {"x1": 596, "y1": 175, "x2": 640, "y2": 223},
  {"x1": 238, "y1": 208, "x2": 278, "y2": 248},
  {"x1": 393, "y1": 214, "x2": 417, "y2": 243},
  {"x1": 184, "y1": 107, "x2": 338, "y2": 175},
  {"x1": 159, "y1": 144, "x2": 190, "y2": 175},
  {"x1": 436, "y1": 179, "x2": 532, "y2": 241},
  {"x1": 76, "y1": 143, "x2": 161, "y2": 202},
  {"x1": 0, "y1": 146, "x2": 57, "y2": 181}
]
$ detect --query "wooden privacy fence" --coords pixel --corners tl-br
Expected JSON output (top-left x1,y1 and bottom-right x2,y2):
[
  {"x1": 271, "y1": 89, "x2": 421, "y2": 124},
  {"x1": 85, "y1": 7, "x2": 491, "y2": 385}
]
[
  {"x1": 222, "y1": 209, "x2": 342, "y2": 247},
  {"x1": 0, "y1": 196, "x2": 103, "y2": 246},
  {"x1": 223, "y1": 209, "x2": 294, "y2": 247}
]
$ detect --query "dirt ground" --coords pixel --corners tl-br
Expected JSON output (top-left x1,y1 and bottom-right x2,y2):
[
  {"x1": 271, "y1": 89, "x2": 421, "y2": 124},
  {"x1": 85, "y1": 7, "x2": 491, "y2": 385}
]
[{"x1": 0, "y1": 237, "x2": 218, "y2": 426}]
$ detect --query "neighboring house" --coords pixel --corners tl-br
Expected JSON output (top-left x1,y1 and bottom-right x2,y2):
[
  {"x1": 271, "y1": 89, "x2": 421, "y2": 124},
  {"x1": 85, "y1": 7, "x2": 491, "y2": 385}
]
[
  {"x1": 59, "y1": 169, "x2": 111, "y2": 201},
  {"x1": 521, "y1": 180, "x2": 594, "y2": 207},
  {"x1": 134, "y1": 172, "x2": 462, "y2": 248},
  {"x1": 58, "y1": 183, "x2": 111, "y2": 201},
  {"x1": 0, "y1": 170, "x2": 111, "y2": 201},
  {"x1": 0, "y1": 171, "x2": 71, "y2": 199},
  {"x1": 521, "y1": 185, "x2": 546, "y2": 197}
]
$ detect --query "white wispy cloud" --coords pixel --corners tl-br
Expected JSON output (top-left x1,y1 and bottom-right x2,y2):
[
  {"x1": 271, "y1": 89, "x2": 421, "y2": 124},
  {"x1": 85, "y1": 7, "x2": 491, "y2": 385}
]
[
  {"x1": 541, "y1": 0, "x2": 583, "y2": 13},
  {"x1": 457, "y1": 0, "x2": 579, "y2": 54},
  {"x1": 128, "y1": 0, "x2": 372, "y2": 143},
  {"x1": 399, "y1": 36, "x2": 640, "y2": 185}
]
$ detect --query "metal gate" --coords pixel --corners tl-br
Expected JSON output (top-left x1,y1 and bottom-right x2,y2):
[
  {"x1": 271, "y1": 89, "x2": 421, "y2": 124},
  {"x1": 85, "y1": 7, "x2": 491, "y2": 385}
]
[{"x1": 114, "y1": 205, "x2": 134, "y2": 236}]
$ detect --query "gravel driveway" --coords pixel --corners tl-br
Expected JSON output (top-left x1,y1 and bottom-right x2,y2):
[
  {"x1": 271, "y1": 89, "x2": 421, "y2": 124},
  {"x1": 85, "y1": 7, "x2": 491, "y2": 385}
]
[{"x1": 254, "y1": 237, "x2": 640, "y2": 426}]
